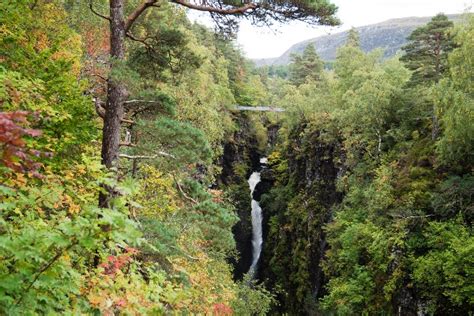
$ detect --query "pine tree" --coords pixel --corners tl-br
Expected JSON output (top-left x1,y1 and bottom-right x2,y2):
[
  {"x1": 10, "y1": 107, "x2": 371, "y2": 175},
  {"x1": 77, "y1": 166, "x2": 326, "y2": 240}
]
[
  {"x1": 401, "y1": 13, "x2": 455, "y2": 85},
  {"x1": 401, "y1": 13, "x2": 455, "y2": 139},
  {"x1": 289, "y1": 44, "x2": 324, "y2": 86},
  {"x1": 346, "y1": 27, "x2": 360, "y2": 48}
]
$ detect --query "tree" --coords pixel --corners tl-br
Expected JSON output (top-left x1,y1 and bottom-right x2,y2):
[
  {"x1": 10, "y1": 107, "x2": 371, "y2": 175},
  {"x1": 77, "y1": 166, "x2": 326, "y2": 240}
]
[
  {"x1": 346, "y1": 27, "x2": 360, "y2": 48},
  {"x1": 289, "y1": 44, "x2": 324, "y2": 86},
  {"x1": 89, "y1": 0, "x2": 339, "y2": 206},
  {"x1": 401, "y1": 13, "x2": 454, "y2": 85},
  {"x1": 401, "y1": 13, "x2": 455, "y2": 140},
  {"x1": 434, "y1": 16, "x2": 474, "y2": 169}
]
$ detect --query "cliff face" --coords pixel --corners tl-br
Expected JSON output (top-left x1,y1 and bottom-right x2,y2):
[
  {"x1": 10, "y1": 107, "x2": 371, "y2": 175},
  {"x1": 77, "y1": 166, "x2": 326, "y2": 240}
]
[
  {"x1": 253, "y1": 14, "x2": 463, "y2": 66},
  {"x1": 219, "y1": 113, "x2": 263, "y2": 279},
  {"x1": 259, "y1": 122, "x2": 345, "y2": 314}
]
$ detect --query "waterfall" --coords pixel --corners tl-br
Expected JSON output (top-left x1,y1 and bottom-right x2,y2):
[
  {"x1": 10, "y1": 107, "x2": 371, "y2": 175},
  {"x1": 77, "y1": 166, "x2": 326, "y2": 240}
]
[{"x1": 247, "y1": 158, "x2": 266, "y2": 277}]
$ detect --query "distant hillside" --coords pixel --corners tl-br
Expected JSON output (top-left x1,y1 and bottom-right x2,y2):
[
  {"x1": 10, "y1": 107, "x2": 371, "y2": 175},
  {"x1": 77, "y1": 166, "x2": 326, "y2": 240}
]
[{"x1": 253, "y1": 14, "x2": 464, "y2": 67}]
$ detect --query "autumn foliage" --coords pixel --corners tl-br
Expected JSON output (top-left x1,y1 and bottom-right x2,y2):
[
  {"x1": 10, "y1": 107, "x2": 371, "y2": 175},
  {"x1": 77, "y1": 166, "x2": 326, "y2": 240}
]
[{"x1": 0, "y1": 111, "x2": 43, "y2": 174}]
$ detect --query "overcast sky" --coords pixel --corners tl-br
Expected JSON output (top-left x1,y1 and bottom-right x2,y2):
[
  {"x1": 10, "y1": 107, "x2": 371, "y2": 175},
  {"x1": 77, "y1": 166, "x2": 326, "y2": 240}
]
[{"x1": 191, "y1": 0, "x2": 472, "y2": 59}]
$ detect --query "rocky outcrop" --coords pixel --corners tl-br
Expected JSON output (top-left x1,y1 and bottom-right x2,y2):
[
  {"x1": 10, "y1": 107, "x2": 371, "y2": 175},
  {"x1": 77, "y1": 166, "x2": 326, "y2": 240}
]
[{"x1": 258, "y1": 122, "x2": 345, "y2": 314}]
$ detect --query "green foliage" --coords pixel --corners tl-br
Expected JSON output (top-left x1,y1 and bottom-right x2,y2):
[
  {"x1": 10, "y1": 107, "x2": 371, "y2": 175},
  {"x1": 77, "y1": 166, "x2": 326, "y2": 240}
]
[
  {"x1": 346, "y1": 27, "x2": 361, "y2": 47},
  {"x1": 127, "y1": 10, "x2": 201, "y2": 83},
  {"x1": 130, "y1": 117, "x2": 213, "y2": 168},
  {"x1": 1, "y1": 1, "x2": 271, "y2": 314},
  {"x1": 412, "y1": 220, "x2": 474, "y2": 312},
  {"x1": 434, "y1": 16, "x2": 474, "y2": 168},
  {"x1": 232, "y1": 275, "x2": 277, "y2": 315},
  {"x1": 0, "y1": 1, "x2": 97, "y2": 159},
  {"x1": 261, "y1": 14, "x2": 473, "y2": 315},
  {"x1": 401, "y1": 13, "x2": 455, "y2": 85},
  {"x1": 289, "y1": 44, "x2": 324, "y2": 86},
  {"x1": 0, "y1": 155, "x2": 141, "y2": 314}
]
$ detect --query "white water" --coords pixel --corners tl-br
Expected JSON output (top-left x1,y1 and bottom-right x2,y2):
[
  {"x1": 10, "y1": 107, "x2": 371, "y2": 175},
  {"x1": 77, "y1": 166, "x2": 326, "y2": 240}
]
[{"x1": 248, "y1": 171, "x2": 263, "y2": 277}]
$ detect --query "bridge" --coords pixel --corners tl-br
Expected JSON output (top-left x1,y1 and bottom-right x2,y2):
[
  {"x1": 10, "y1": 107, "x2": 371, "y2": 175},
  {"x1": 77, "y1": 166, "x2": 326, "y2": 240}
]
[{"x1": 236, "y1": 106, "x2": 285, "y2": 112}]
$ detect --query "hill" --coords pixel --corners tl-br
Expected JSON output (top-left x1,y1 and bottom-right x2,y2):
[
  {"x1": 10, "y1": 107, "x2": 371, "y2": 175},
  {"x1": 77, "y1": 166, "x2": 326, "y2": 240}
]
[{"x1": 253, "y1": 14, "x2": 463, "y2": 66}]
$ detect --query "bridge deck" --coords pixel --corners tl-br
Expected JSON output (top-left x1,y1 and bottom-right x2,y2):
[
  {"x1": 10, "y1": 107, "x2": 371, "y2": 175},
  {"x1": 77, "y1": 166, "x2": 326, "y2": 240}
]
[{"x1": 236, "y1": 106, "x2": 285, "y2": 112}]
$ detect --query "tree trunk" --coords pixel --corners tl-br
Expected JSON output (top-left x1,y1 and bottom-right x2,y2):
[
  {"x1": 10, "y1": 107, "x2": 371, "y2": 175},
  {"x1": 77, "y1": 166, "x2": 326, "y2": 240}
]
[
  {"x1": 432, "y1": 32, "x2": 441, "y2": 141},
  {"x1": 99, "y1": 0, "x2": 127, "y2": 207}
]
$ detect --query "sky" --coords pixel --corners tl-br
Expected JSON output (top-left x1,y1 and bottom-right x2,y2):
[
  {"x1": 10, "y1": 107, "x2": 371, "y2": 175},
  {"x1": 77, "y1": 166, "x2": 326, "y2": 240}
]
[{"x1": 190, "y1": 0, "x2": 472, "y2": 59}]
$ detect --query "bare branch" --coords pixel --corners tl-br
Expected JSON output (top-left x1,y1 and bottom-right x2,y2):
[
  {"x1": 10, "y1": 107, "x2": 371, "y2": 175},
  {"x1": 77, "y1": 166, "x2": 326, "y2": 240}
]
[
  {"x1": 120, "y1": 142, "x2": 136, "y2": 147},
  {"x1": 391, "y1": 214, "x2": 435, "y2": 220},
  {"x1": 119, "y1": 151, "x2": 176, "y2": 159},
  {"x1": 92, "y1": 73, "x2": 108, "y2": 82},
  {"x1": 172, "y1": 174, "x2": 198, "y2": 204},
  {"x1": 121, "y1": 118, "x2": 135, "y2": 124},
  {"x1": 89, "y1": 0, "x2": 111, "y2": 21},
  {"x1": 126, "y1": 32, "x2": 152, "y2": 48},
  {"x1": 124, "y1": 99, "x2": 162, "y2": 104},
  {"x1": 171, "y1": 0, "x2": 257, "y2": 15},
  {"x1": 94, "y1": 98, "x2": 135, "y2": 124},
  {"x1": 125, "y1": 0, "x2": 160, "y2": 32},
  {"x1": 94, "y1": 97, "x2": 106, "y2": 119}
]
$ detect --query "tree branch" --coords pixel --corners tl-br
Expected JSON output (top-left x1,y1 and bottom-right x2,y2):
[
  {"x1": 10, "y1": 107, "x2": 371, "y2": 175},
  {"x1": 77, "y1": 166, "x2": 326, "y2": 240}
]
[
  {"x1": 172, "y1": 174, "x2": 198, "y2": 204},
  {"x1": 121, "y1": 118, "x2": 135, "y2": 124},
  {"x1": 391, "y1": 214, "x2": 435, "y2": 220},
  {"x1": 125, "y1": 0, "x2": 160, "y2": 32},
  {"x1": 89, "y1": 0, "x2": 111, "y2": 21},
  {"x1": 120, "y1": 142, "x2": 136, "y2": 147},
  {"x1": 171, "y1": 0, "x2": 257, "y2": 15},
  {"x1": 126, "y1": 32, "x2": 152, "y2": 48},
  {"x1": 124, "y1": 99, "x2": 162, "y2": 104},
  {"x1": 119, "y1": 152, "x2": 175, "y2": 159},
  {"x1": 94, "y1": 98, "x2": 134, "y2": 124},
  {"x1": 94, "y1": 97, "x2": 106, "y2": 119}
]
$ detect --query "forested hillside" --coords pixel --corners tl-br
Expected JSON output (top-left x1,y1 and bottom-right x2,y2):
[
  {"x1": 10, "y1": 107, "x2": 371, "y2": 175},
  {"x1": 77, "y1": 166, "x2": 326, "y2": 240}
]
[
  {"x1": 258, "y1": 13, "x2": 474, "y2": 315},
  {"x1": 1, "y1": 1, "x2": 473, "y2": 315}
]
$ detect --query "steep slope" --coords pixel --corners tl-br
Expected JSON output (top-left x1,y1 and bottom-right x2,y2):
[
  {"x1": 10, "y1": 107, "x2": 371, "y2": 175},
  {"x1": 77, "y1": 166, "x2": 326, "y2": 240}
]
[{"x1": 254, "y1": 14, "x2": 463, "y2": 66}]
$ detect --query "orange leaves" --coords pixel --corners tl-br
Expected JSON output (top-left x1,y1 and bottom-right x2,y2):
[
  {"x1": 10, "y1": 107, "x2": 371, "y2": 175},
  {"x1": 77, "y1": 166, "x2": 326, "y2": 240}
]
[
  {"x1": 83, "y1": 247, "x2": 164, "y2": 314},
  {"x1": 213, "y1": 303, "x2": 233, "y2": 315},
  {"x1": 0, "y1": 111, "x2": 44, "y2": 175},
  {"x1": 99, "y1": 247, "x2": 139, "y2": 277}
]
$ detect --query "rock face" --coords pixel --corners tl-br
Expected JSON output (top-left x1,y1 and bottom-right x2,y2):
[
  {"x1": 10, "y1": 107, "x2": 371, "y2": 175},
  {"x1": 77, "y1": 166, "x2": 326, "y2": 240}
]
[
  {"x1": 253, "y1": 14, "x2": 463, "y2": 66},
  {"x1": 259, "y1": 122, "x2": 345, "y2": 314},
  {"x1": 219, "y1": 113, "x2": 263, "y2": 280}
]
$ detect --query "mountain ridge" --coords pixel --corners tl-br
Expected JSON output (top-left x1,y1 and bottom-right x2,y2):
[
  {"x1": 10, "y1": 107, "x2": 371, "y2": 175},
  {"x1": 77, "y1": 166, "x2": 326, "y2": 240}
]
[{"x1": 253, "y1": 14, "x2": 464, "y2": 67}]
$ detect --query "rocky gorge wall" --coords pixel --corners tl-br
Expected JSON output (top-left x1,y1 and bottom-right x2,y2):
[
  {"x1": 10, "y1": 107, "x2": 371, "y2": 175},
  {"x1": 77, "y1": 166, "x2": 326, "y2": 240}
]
[{"x1": 258, "y1": 122, "x2": 345, "y2": 314}]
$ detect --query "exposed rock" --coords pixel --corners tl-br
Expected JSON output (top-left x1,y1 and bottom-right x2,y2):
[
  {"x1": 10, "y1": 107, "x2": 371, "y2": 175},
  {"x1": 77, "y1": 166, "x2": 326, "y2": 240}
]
[{"x1": 253, "y1": 14, "x2": 463, "y2": 66}]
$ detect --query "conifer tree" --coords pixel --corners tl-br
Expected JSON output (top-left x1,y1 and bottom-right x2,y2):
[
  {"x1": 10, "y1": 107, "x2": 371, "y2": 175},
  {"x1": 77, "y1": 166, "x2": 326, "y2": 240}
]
[
  {"x1": 401, "y1": 13, "x2": 455, "y2": 139},
  {"x1": 289, "y1": 44, "x2": 324, "y2": 86},
  {"x1": 346, "y1": 27, "x2": 360, "y2": 47},
  {"x1": 401, "y1": 13, "x2": 454, "y2": 85}
]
